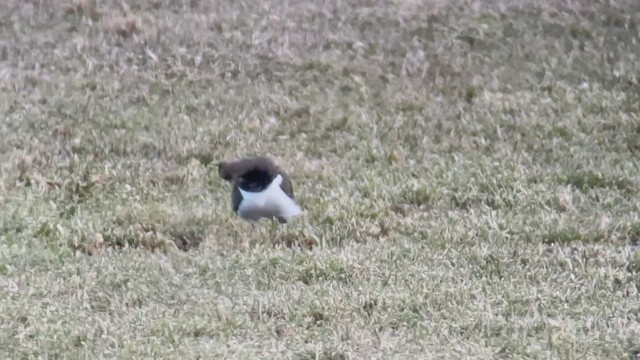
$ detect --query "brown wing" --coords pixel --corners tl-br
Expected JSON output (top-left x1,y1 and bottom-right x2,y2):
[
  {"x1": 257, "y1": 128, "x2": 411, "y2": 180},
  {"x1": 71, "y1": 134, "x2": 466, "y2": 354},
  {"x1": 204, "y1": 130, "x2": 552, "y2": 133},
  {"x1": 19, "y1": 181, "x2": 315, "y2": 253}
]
[
  {"x1": 278, "y1": 172, "x2": 295, "y2": 199},
  {"x1": 231, "y1": 180, "x2": 242, "y2": 213}
]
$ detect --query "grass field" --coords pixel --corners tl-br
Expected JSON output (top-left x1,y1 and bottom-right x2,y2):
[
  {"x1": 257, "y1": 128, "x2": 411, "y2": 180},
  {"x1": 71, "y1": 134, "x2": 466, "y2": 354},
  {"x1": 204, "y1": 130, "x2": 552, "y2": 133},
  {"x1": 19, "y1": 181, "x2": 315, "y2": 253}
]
[{"x1": 1, "y1": 0, "x2": 640, "y2": 358}]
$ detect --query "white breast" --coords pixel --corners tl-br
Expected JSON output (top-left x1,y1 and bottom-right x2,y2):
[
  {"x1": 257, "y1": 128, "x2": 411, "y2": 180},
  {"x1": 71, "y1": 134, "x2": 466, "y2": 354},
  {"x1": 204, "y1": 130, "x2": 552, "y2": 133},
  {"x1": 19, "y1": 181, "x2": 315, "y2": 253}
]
[{"x1": 237, "y1": 175, "x2": 302, "y2": 221}]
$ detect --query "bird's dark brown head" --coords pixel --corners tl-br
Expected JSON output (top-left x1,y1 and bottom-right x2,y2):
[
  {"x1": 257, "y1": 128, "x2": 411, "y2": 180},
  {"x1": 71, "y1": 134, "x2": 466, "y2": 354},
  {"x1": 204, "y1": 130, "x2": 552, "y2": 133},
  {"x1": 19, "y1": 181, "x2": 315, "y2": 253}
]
[
  {"x1": 217, "y1": 157, "x2": 279, "y2": 182},
  {"x1": 218, "y1": 156, "x2": 296, "y2": 199}
]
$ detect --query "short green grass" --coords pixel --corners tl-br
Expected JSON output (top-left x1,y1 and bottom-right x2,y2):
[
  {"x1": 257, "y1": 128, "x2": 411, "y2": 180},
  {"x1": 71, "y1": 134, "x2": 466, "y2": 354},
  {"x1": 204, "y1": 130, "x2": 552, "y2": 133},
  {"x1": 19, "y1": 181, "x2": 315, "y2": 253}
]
[{"x1": 1, "y1": 0, "x2": 640, "y2": 358}]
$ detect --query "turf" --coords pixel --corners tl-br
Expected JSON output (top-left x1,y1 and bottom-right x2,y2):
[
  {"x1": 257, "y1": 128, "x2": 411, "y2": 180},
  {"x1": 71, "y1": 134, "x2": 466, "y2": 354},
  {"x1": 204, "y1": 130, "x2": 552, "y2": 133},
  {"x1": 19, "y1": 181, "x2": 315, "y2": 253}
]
[{"x1": 1, "y1": 0, "x2": 640, "y2": 358}]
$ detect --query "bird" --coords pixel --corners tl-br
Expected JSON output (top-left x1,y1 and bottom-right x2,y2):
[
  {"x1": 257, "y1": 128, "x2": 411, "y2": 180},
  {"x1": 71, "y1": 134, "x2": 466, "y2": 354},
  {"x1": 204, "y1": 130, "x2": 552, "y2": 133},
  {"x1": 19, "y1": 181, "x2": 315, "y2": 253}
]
[{"x1": 218, "y1": 156, "x2": 302, "y2": 224}]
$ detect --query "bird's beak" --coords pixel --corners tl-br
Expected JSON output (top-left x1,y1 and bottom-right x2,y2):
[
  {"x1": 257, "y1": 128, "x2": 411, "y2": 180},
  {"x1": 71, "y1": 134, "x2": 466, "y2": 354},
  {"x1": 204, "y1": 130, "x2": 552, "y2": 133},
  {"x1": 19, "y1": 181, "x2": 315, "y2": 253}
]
[{"x1": 217, "y1": 162, "x2": 234, "y2": 182}]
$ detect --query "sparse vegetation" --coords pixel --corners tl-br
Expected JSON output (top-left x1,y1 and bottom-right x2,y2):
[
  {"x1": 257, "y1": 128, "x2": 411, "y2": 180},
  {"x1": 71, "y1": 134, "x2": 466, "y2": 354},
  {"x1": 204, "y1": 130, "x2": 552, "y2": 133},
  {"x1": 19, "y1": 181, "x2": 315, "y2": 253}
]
[{"x1": 1, "y1": 0, "x2": 640, "y2": 358}]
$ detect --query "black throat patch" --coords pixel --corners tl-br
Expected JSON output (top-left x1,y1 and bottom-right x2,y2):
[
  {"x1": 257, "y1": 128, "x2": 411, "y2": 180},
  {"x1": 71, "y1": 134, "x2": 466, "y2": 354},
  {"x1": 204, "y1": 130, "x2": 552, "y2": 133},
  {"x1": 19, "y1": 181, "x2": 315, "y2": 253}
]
[{"x1": 238, "y1": 167, "x2": 275, "y2": 193}]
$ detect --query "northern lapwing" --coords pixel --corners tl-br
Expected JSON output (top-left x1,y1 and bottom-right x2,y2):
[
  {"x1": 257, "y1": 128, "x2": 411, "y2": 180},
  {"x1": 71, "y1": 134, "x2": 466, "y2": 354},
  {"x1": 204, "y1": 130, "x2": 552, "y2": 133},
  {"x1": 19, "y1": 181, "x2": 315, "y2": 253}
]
[{"x1": 218, "y1": 156, "x2": 302, "y2": 224}]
